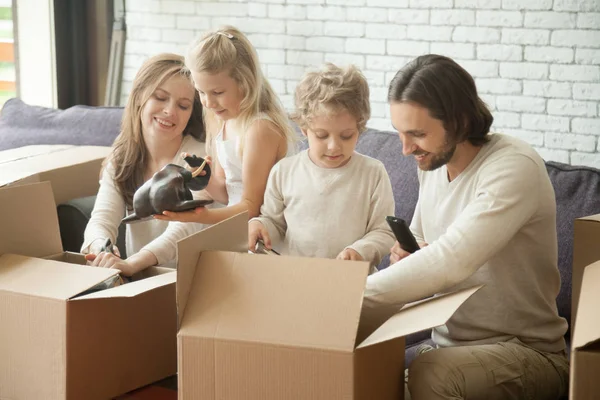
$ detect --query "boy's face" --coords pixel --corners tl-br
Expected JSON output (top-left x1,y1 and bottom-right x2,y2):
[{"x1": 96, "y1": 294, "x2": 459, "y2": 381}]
[{"x1": 304, "y1": 109, "x2": 359, "y2": 169}]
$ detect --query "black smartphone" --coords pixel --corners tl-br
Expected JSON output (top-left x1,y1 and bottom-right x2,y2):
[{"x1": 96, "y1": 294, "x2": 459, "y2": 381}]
[{"x1": 386, "y1": 216, "x2": 420, "y2": 254}]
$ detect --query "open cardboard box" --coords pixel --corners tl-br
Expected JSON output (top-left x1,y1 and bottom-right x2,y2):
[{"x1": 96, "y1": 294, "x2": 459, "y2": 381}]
[
  {"x1": 0, "y1": 144, "x2": 111, "y2": 205},
  {"x1": 175, "y1": 212, "x2": 482, "y2": 399},
  {"x1": 0, "y1": 182, "x2": 177, "y2": 400},
  {"x1": 570, "y1": 260, "x2": 600, "y2": 399},
  {"x1": 572, "y1": 214, "x2": 600, "y2": 338}
]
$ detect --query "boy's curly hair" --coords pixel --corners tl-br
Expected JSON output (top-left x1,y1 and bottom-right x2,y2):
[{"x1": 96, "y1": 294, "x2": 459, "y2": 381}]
[{"x1": 292, "y1": 63, "x2": 370, "y2": 133}]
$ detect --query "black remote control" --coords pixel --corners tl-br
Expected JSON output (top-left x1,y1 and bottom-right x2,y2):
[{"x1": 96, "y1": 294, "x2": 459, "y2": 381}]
[{"x1": 386, "y1": 216, "x2": 420, "y2": 254}]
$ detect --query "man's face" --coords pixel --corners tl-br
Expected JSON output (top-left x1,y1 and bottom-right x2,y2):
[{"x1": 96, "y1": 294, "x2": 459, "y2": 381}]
[{"x1": 390, "y1": 101, "x2": 457, "y2": 171}]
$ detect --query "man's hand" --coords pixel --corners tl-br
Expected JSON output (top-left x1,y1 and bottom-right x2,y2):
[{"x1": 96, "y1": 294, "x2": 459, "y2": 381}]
[
  {"x1": 248, "y1": 220, "x2": 271, "y2": 252},
  {"x1": 153, "y1": 206, "x2": 209, "y2": 223},
  {"x1": 336, "y1": 248, "x2": 364, "y2": 261},
  {"x1": 389, "y1": 241, "x2": 428, "y2": 264}
]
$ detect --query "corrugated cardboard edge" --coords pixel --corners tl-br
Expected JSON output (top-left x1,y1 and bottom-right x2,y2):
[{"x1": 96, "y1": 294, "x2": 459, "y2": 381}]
[
  {"x1": 176, "y1": 212, "x2": 248, "y2": 327},
  {"x1": 572, "y1": 261, "x2": 600, "y2": 351},
  {"x1": 357, "y1": 285, "x2": 484, "y2": 349}
]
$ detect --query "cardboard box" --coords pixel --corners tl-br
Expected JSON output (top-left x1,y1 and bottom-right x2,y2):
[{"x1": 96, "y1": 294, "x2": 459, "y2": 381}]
[
  {"x1": 572, "y1": 214, "x2": 600, "y2": 335},
  {"x1": 175, "y1": 213, "x2": 481, "y2": 400},
  {"x1": 570, "y1": 260, "x2": 600, "y2": 399},
  {"x1": 0, "y1": 182, "x2": 177, "y2": 400},
  {"x1": 0, "y1": 144, "x2": 111, "y2": 204}
]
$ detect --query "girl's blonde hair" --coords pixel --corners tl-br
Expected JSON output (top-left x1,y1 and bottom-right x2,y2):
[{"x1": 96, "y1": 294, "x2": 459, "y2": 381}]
[
  {"x1": 186, "y1": 25, "x2": 295, "y2": 155},
  {"x1": 110, "y1": 53, "x2": 205, "y2": 207},
  {"x1": 292, "y1": 63, "x2": 370, "y2": 133}
]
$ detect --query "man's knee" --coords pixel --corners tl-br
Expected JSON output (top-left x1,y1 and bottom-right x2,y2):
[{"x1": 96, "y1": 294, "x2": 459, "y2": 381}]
[{"x1": 408, "y1": 349, "x2": 463, "y2": 398}]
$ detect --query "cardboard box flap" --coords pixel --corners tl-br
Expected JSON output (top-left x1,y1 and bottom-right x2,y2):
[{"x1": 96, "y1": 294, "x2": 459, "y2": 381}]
[
  {"x1": 0, "y1": 145, "x2": 74, "y2": 164},
  {"x1": 180, "y1": 250, "x2": 369, "y2": 352},
  {"x1": 176, "y1": 212, "x2": 249, "y2": 327},
  {"x1": 0, "y1": 182, "x2": 63, "y2": 257},
  {"x1": 0, "y1": 254, "x2": 118, "y2": 300},
  {"x1": 0, "y1": 145, "x2": 111, "y2": 186},
  {"x1": 577, "y1": 214, "x2": 600, "y2": 223},
  {"x1": 357, "y1": 285, "x2": 483, "y2": 349},
  {"x1": 573, "y1": 261, "x2": 600, "y2": 350},
  {"x1": 73, "y1": 270, "x2": 176, "y2": 300}
]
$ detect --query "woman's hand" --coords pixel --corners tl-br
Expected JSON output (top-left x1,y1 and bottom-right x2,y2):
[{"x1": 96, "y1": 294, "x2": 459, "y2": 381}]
[
  {"x1": 153, "y1": 206, "x2": 210, "y2": 223},
  {"x1": 84, "y1": 250, "x2": 137, "y2": 277}
]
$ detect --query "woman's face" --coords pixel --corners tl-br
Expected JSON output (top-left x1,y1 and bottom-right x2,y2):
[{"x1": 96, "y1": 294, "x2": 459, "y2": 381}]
[{"x1": 140, "y1": 74, "x2": 195, "y2": 144}]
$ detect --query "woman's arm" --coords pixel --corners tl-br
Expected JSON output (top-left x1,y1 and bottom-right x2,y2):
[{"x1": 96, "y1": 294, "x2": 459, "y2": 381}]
[{"x1": 81, "y1": 162, "x2": 126, "y2": 254}]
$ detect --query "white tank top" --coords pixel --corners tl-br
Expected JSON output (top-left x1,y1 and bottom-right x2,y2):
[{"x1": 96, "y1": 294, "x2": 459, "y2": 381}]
[{"x1": 214, "y1": 116, "x2": 297, "y2": 206}]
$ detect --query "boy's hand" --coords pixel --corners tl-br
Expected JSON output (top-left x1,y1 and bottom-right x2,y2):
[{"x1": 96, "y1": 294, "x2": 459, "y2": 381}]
[
  {"x1": 248, "y1": 220, "x2": 271, "y2": 252},
  {"x1": 336, "y1": 248, "x2": 363, "y2": 261},
  {"x1": 389, "y1": 241, "x2": 428, "y2": 264}
]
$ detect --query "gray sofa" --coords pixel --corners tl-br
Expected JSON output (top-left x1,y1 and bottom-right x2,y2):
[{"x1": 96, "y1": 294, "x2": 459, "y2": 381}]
[{"x1": 2, "y1": 98, "x2": 600, "y2": 371}]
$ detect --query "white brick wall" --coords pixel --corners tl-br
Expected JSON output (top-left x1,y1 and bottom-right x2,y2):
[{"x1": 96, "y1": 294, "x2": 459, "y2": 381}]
[{"x1": 122, "y1": 0, "x2": 600, "y2": 167}]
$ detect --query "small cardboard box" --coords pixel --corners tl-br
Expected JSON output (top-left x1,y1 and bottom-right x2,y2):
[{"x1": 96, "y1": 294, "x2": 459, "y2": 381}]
[
  {"x1": 175, "y1": 213, "x2": 481, "y2": 400},
  {"x1": 572, "y1": 214, "x2": 600, "y2": 335},
  {"x1": 0, "y1": 144, "x2": 111, "y2": 204},
  {"x1": 570, "y1": 260, "x2": 600, "y2": 399},
  {"x1": 0, "y1": 182, "x2": 177, "y2": 400}
]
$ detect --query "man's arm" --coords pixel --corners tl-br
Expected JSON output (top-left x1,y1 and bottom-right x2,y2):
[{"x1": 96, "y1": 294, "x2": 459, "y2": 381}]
[{"x1": 364, "y1": 155, "x2": 541, "y2": 308}]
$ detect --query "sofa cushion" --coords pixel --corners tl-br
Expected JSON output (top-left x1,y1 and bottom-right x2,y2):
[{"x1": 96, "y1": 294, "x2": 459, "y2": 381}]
[
  {"x1": 0, "y1": 98, "x2": 123, "y2": 151},
  {"x1": 545, "y1": 161, "x2": 600, "y2": 330}
]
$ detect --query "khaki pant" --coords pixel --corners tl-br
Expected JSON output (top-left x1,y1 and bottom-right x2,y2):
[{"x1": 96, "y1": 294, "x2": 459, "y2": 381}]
[{"x1": 405, "y1": 338, "x2": 569, "y2": 400}]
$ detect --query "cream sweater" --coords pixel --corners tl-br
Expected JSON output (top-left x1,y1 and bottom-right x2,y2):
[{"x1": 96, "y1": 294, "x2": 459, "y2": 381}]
[
  {"x1": 81, "y1": 135, "x2": 211, "y2": 267},
  {"x1": 251, "y1": 150, "x2": 396, "y2": 269},
  {"x1": 364, "y1": 134, "x2": 568, "y2": 353}
]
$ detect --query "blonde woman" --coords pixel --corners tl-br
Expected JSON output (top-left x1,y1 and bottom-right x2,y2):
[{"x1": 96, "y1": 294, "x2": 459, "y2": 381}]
[
  {"x1": 154, "y1": 26, "x2": 297, "y2": 225},
  {"x1": 82, "y1": 53, "x2": 209, "y2": 276},
  {"x1": 248, "y1": 63, "x2": 395, "y2": 269}
]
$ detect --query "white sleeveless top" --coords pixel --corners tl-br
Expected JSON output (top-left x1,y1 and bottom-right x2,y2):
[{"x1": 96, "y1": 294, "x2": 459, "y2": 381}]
[{"x1": 214, "y1": 116, "x2": 297, "y2": 206}]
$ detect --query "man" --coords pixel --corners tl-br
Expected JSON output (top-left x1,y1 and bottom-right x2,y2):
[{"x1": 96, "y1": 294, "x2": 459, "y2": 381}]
[{"x1": 363, "y1": 54, "x2": 569, "y2": 399}]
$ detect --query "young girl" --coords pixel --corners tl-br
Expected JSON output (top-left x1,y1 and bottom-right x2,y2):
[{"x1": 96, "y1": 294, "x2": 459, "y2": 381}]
[
  {"x1": 154, "y1": 26, "x2": 297, "y2": 225},
  {"x1": 248, "y1": 63, "x2": 395, "y2": 270},
  {"x1": 81, "y1": 53, "x2": 209, "y2": 276}
]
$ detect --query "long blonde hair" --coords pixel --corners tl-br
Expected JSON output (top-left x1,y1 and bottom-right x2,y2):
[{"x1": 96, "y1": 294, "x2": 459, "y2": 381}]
[
  {"x1": 110, "y1": 53, "x2": 205, "y2": 207},
  {"x1": 186, "y1": 25, "x2": 295, "y2": 156}
]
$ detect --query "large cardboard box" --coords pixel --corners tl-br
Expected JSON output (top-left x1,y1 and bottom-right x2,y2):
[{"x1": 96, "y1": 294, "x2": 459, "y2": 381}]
[
  {"x1": 570, "y1": 260, "x2": 600, "y2": 399},
  {"x1": 572, "y1": 214, "x2": 600, "y2": 334},
  {"x1": 175, "y1": 213, "x2": 481, "y2": 400},
  {"x1": 0, "y1": 144, "x2": 111, "y2": 204},
  {"x1": 0, "y1": 182, "x2": 177, "y2": 400}
]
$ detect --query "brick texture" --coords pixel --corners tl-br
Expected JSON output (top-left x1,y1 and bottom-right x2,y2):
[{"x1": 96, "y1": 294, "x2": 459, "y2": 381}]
[{"x1": 122, "y1": 0, "x2": 600, "y2": 166}]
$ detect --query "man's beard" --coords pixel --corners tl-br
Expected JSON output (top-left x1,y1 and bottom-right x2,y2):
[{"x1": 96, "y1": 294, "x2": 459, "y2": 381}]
[{"x1": 418, "y1": 141, "x2": 457, "y2": 171}]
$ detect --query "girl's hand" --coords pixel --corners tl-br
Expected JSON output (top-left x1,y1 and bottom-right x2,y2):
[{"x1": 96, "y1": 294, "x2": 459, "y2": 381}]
[
  {"x1": 153, "y1": 206, "x2": 209, "y2": 223},
  {"x1": 336, "y1": 248, "x2": 364, "y2": 261},
  {"x1": 248, "y1": 220, "x2": 271, "y2": 252},
  {"x1": 182, "y1": 152, "x2": 212, "y2": 176}
]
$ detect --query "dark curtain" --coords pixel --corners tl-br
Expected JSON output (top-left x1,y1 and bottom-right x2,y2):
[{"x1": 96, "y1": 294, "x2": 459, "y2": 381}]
[{"x1": 54, "y1": 0, "x2": 113, "y2": 108}]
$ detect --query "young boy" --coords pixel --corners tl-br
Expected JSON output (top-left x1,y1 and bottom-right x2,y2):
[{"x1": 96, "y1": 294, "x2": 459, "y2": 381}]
[{"x1": 248, "y1": 63, "x2": 395, "y2": 270}]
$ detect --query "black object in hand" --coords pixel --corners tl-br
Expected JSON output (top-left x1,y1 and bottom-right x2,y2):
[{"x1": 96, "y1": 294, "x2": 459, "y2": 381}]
[
  {"x1": 122, "y1": 154, "x2": 214, "y2": 224},
  {"x1": 386, "y1": 216, "x2": 420, "y2": 254}
]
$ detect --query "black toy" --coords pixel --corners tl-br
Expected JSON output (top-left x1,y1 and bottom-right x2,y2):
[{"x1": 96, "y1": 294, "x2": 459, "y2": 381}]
[{"x1": 122, "y1": 154, "x2": 213, "y2": 223}]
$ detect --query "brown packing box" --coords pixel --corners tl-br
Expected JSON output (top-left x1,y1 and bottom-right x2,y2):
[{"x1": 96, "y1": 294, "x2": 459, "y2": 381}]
[
  {"x1": 0, "y1": 144, "x2": 111, "y2": 205},
  {"x1": 572, "y1": 214, "x2": 600, "y2": 336},
  {"x1": 176, "y1": 213, "x2": 482, "y2": 400},
  {"x1": 0, "y1": 182, "x2": 177, "y2": 400},
  {"x1": 570, "y1": 261, "x2": 600, "y2": 399}
]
